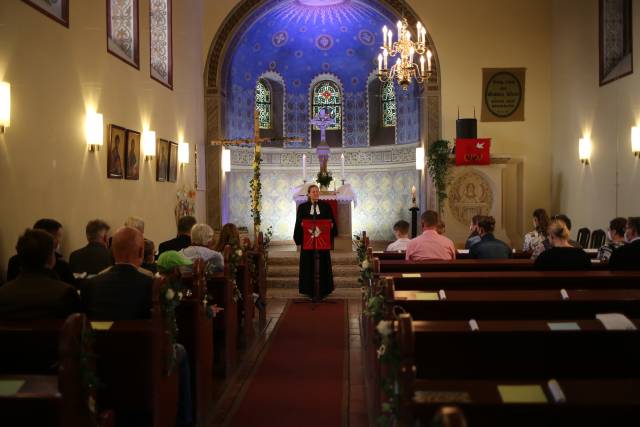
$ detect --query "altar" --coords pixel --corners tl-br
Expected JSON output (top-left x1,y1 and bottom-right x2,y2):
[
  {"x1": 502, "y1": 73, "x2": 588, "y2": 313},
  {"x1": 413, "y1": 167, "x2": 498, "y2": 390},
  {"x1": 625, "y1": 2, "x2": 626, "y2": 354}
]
[{"x1": 292, "y1": 183, "x2": 357, "y2": 252}]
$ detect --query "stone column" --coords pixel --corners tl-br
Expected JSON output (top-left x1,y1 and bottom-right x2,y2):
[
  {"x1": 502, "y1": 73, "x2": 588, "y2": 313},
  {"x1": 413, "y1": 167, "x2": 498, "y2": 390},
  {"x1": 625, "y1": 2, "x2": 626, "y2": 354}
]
[{"x1": 205, "y1": 90, "x2": 224, "y2": 230}]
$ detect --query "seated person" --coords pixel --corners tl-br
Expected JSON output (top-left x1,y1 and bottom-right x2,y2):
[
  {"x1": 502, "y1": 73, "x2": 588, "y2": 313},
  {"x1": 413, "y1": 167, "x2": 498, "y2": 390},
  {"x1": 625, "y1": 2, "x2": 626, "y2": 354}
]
[
  {"x1": 69, "y1": 219, "x2": 112, "y2": 276},
  {"x1": 597, "y1": 217, "x2": 627, "y2": 261},
  {"x1": 214, "y1": 223, "x2": 241, "y2": 252},
  {"x1": 157, "y1": 250, "x2": 192, "y2": 281},
  {"x1": 158, "y1": 215, "x2": 196, "y2": 256},
  {"x1": 551, "y1": 213, "x2": 581, "y2": 248},
  {"x1": 180, "y1": 223, "x2": 224, "y2": 274},
  {"x1": 534, "y1": 220, "x2": 591, "y2": 270},
  {"x1": 386, "y1": 220, "x2": 411, "y2": 252},
  {"x1": 469, "y1": 216, "x2": 512, "y2": 259},
  {"x1": 6, "y1": 218, "x2": 75, "y2": 286},
  {"x1": 141, "y1": 239, "x2": 158, "y2": 275},
  {"x1": 523, "y1": 208, "x2": 550, "y2": 256},
  {"x1": 436, "y1": 221, "x2": 446, "y2": 235},
  {"x1": 82, "y1": 227, "x2": 153, "y2": 320},
  {"x1": 405, "y1": 211, "x2": 456, "y2": 261},
  {"x1": 0, "y1": 229, "x2": 80, "y2": 320},
  {"x1": 609, "y1": 216, "x2": 640, "y2": 270},
  {"x1": 465, "y1": 215, "x2": 482, "y2": 249}
]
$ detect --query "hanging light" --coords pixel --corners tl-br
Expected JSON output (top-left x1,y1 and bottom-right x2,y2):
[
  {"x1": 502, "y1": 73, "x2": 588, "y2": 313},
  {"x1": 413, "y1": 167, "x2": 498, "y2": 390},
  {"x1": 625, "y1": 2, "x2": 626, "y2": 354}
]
[{"x1": 377, "y1": 18, "x2": 433, "y2": 90}]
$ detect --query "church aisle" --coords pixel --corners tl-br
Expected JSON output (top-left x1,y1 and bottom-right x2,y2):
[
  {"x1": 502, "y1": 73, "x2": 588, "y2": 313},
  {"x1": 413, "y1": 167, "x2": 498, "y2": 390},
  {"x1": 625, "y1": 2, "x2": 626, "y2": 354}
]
[{"x1": 223, "y1": 297, "x2": 359, "y2": 426}]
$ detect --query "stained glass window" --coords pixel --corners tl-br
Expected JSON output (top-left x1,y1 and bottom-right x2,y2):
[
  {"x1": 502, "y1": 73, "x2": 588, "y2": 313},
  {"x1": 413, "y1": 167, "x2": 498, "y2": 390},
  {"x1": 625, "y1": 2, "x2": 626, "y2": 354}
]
[
  {"x1": 382, "y1": 81, "x2": 396, "y2": 127},
  {"x1": 107, "y1": 0, "x2": 139, "y2": 68},
  {"x1": 150, "y1": 0, "x2": 172, "y2": 88},
  {"x1": 312, "y1": 81, "x2": 342, "y2": 130},
  {"x1": 256, "y1": 79, "x2": 272, "y2": 130}
]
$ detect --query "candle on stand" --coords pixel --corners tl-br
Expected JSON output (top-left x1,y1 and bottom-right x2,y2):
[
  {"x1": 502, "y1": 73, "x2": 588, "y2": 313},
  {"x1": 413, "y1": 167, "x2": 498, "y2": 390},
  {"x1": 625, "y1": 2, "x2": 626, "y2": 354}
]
[
  {"x1": 411, "y1": 185, "x2": 417, "y2": 205},
  {"x1": 302, "y1": 153, "x2": 306, "y2": 182},
  {"x1": 341, "y1": 153, "x2": 345, "y2": 181},
  {"x1": 427, "y1": 50, "x2": 433, "y2": 71}
]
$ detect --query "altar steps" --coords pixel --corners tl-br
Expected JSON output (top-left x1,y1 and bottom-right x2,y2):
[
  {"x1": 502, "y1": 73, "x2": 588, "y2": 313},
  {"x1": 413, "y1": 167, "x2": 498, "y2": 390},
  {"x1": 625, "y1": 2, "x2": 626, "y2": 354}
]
[{"x1": 266, "y1": 251, "x2": 361, "y2": 289}]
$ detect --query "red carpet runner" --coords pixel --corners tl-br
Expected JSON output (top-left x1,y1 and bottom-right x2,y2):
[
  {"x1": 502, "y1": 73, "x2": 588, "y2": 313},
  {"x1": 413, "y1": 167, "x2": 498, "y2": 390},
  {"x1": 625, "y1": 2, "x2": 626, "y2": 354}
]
[{"x1": 229, "y1": 300, "x2": 347, "y2": 427}]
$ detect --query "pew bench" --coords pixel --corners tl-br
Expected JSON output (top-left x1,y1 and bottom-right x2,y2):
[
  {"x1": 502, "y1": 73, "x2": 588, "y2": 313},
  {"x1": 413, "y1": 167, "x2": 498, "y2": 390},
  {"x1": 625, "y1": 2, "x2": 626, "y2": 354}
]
[{"x1": 374, "y1": 258, "x2": 608, "y2": 273}]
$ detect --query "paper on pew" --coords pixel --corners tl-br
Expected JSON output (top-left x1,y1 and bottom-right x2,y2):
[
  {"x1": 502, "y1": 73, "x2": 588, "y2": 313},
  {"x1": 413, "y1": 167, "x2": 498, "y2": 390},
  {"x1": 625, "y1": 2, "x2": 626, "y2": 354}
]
[
  {"x1": 498, "y1": 385, "x2": 548, "y2": 403},
  {"x1": 0, "y1": 380, "x2": 25, "y2": 396},
  {"x1": 414, "y1": 292, "x2": 439, "y2": 300},
  {"x1": 401, "y1": 273, "x2": 421, "y2": 278},
  {"x1": 91, "y1": 321, "x2": 114, "y2": 331},
  {"x1": 596, "y1": 313, "x2": 637, "y2": 330},
  {"x1": 457, "y1": 249, "x2": 469, "y2": 254},
  {"x1": 547, "y1": 322, "x2": 581, "y2": 331}
]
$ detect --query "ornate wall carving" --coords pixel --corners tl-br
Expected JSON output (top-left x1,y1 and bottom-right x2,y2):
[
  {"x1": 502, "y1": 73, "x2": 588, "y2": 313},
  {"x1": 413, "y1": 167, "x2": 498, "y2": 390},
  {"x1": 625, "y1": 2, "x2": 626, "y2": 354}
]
[{"x1": 447, "y1": 170, "x2": 494, "y2": 226}]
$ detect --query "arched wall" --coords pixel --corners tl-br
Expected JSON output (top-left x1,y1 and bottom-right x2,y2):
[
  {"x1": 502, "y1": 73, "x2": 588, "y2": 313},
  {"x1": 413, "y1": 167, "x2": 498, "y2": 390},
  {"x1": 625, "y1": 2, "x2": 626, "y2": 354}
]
[{"x1": 204, "y1": 0, "x2": 442, "y2": 232}]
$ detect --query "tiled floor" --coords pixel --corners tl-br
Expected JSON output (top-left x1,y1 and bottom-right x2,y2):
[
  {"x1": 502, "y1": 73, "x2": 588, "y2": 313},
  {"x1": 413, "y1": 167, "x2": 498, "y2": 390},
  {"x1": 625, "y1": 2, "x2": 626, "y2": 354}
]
[{"x1": 208, "y1": 288, "x2": 369, "y2": 426}]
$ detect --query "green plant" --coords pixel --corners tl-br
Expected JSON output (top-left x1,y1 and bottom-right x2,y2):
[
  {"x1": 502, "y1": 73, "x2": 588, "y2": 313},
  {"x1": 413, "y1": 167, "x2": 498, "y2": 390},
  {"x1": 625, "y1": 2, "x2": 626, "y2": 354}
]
[
  {"x1": 427, "y1": 140, "x2": 452, "y2": 213},
  {"x1": 249, "y1": 148, "x2": 262, "y2": 231},
  {"x1": 316, "y1": 170, "x2": 333, "y2": 188}
]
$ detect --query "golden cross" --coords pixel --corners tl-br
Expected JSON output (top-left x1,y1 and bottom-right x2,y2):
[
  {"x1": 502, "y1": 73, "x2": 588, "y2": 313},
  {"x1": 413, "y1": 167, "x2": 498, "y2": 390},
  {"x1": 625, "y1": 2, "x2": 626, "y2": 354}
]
[{"x1": 210, "y1": 110, "x2": 304, "y2": 238}]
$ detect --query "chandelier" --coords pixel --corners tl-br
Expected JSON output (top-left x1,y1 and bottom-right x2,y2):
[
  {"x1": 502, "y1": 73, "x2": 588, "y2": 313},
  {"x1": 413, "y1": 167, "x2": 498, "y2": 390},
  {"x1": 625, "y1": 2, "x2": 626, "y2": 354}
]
[{"x1": 377, "y1": 18, "x2": 433, "y2": 90}]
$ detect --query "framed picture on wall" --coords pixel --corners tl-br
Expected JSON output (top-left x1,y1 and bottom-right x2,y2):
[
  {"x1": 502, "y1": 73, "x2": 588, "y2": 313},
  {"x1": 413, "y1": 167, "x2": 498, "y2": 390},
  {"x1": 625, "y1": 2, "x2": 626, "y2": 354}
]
[
  {"x1": 156, "y1": 139, "x2": 170, "y2": 182},
  {"x1": 107, "y1": 125, "x2": 126, "y2": 179},
  {"x1": 168, "y1": 141, "x2": 178, "y2": 183},
  {"x1": 21, "y1": 0, "x2": 69, "y2": 28},
  {"x1": 600, "y1": 0, "x2": 633, "y2": 86},
  {"x1": 125, "y1": 129, "x2": 140, "y2": 180},
  {"x1": 107, "y1": 0, "x2": 140, "y2": 69}
]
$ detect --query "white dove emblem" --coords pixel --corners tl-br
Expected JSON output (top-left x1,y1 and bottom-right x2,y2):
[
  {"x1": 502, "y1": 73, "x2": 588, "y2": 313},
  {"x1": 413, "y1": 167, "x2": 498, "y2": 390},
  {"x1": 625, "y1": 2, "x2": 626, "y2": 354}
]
[{"x1": 475, "y1": 142, "x2": 485, "y2": 149}]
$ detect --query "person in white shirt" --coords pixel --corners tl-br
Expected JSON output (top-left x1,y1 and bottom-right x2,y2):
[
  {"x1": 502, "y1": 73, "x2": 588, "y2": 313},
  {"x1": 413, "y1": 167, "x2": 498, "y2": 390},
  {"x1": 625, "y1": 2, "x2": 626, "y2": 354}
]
[
  {"x1": 179, "y1": 223, "x2": 224, "y2": 274},
  {"x1": 386, "y1": 220, "x2": 411, "y2": 252}
]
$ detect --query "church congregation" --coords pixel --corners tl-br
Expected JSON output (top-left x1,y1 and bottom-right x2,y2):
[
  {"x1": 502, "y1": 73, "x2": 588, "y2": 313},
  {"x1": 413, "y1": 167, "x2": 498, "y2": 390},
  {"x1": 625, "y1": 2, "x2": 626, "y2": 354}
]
[{"x1": 2, "y1": 0, "x2": 640, "y2": 426}]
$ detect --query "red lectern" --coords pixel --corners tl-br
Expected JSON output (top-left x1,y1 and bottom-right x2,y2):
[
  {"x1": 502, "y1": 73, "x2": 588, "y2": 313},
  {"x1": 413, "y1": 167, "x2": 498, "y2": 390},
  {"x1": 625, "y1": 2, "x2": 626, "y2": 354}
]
[{"x1": 300, "y1": 219, "x2": 333, "y2": 304}]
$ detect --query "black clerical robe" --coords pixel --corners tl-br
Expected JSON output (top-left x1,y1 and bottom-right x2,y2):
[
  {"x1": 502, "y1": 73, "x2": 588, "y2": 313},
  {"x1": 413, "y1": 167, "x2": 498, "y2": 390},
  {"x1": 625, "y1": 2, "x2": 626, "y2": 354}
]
[{"x1": 293, "y1": 200, "x2": 338, "y2": 298}]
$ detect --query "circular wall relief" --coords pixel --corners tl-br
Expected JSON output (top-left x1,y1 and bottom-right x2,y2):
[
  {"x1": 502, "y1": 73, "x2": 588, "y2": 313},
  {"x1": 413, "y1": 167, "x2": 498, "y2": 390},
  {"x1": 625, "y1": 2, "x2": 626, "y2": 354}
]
[
  {"x1": 315, "y1": 34, "x2": 334, "y2": 50},
  {"x1": 484, "y1": 71, "x2": 522, "y2": 118},
  {"x1": 358, "y1": 29, "x2": 375, "y2": 46},
  {"x1": 448, "y1": 171, "x2": 494, "y2": 226},
  {"x1": 272, "y1": 30, "x2": 289, "y2": 47}
]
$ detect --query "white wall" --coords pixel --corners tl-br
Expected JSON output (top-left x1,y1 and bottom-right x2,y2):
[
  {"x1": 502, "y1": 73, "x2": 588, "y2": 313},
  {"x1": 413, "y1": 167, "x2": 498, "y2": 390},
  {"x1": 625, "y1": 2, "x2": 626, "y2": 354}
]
[{"x1": 0, "y1": 0, "x2": 206, "y2": 279}]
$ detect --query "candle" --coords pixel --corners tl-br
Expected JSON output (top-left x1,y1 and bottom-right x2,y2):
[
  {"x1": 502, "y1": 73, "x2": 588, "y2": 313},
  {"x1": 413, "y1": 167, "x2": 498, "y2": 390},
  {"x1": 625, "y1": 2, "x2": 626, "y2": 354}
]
[
  {"x1": 302, "y1": 153, "x2": 306, "y2": 182},
  {"x1": 396, "y1": 20, "x2": 402, "y2": 37},
  {"x1": 383, "y1": 48, "x2": 388, "y2": 69},
  {"x1": 420, "y1": 55, "x2": 425, "y2": 76},
  {"x1": 421, "y1": 27, "x2": 426, "y2": 44},
  {"x1": 427, "y1": 50, "x2": 432, "y2": 71},
  {"x1": 382, "y1": 25, "x2": 387, "y2": 47},
  {"x1": 341, "y1": 153, "x2": 345, "y2": 180},
  {"x1": 378, "y1": 54, "x2": 382, "y2": 72},
  {"x1": 411, "y1": 185, "x2": 416, "y2": 197}
]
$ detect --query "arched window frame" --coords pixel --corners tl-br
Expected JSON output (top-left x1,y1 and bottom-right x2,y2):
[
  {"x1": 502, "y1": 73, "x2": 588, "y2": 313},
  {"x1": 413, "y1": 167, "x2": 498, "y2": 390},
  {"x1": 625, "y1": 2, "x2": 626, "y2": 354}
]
[
  {"x1": 381, "y1": 81, "x2": 397, "y2": 128},
  {"x1": 312, "y1": 80, "x2": 342, "y2": 131},
  {"x1": 255, "y1": 79, "x2": 272, "y2": 130}
]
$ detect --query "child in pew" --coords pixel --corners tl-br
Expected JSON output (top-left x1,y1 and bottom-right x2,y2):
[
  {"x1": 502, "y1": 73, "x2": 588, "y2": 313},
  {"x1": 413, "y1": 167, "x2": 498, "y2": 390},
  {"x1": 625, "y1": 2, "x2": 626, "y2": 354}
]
[{"x1": 387, "y1": 220, "x2": 411, "y2": 252}]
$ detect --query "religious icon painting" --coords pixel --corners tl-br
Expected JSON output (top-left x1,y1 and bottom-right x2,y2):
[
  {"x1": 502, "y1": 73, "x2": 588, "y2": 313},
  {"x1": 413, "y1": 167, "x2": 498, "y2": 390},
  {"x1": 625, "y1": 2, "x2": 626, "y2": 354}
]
[
  {"x1": 168, "y1": 141, "x2": 178, "y2": 183},
  {"x1": 124, "y1": 129, "x2": 140, "y2": 180},
  {"x1": 21, "y1": 0, "x2": 69, "y2": 27},
  {"x1": 107, "y1": 125, "x2": 126, "y2": 179},
  {"x1": 156, "y1": 139, "x2": 170, "y2": 182}
]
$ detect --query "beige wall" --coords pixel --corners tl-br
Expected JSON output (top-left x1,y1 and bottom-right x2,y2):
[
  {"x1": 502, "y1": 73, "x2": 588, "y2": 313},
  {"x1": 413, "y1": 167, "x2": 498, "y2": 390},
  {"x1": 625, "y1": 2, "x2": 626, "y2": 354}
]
[
  {"x1": 0, "y1": 0, "x2": 205, "y2": 279},
  {"x1": 551, "y1": 0, "x2": 640, "y2": 235}
]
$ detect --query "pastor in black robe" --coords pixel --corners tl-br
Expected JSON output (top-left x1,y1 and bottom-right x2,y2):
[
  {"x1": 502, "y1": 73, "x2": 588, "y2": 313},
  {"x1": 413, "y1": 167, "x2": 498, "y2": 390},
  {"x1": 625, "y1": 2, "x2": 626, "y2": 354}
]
[{"x1": 293, "y1": 200, "x2": 338, "y2": 299}]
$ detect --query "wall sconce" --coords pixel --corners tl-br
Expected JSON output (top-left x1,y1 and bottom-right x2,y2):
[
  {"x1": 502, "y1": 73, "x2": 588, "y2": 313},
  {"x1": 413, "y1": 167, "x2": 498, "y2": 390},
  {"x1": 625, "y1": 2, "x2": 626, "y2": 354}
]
[
  {"x1": 142, "y1": 130, "x2": 156, "y2": 160},
  {"x1": 578, "y1": 137, "x2": 591, "y2": 165},
  {"x1": 222, "y1": 148, "x2": 231, "y2": 173},
  {"x1": 85, "y1": 112, "x2": 103, "y2": 152},
  {"x1": 632, "y1": 126, "x2": 640, "y2": 157},
  {"x1": 178, "y1": 141, "x2": 189, "y2": 166},
  {"x1": 0, "y1": 82, "x2": 10, "y2": 133},
  {"x1": 415, "y1": 146, "x2": 425, "y2": 170}
]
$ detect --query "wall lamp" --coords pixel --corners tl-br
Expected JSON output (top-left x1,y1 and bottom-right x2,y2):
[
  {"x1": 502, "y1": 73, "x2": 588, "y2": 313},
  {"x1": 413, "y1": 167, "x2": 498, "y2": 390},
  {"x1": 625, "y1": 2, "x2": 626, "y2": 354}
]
[
  {"x1": 222, "y1": 147, "x2": 231, "y2": 173},
  {"x1": 579, "y1": 137, "x2": 591, "y2": 165},
  {"x1": 416, "y1": 146, "x2": 425, "y2": 170},
  {"x1": 0, "y1": 82, "x2": 10, "y2": 133},
  {"x1": 85, "y1": 112, "x2": 103, "y2": 152},
  {"x1": 178, "y1": 141, "x2": 189, "y2": 166},
  {"x1": 632, "y1": 126, "x2": 640, "y2": 158},
  {"x1": 142, "y1": 130, "x2": 156, "y2": 160}
]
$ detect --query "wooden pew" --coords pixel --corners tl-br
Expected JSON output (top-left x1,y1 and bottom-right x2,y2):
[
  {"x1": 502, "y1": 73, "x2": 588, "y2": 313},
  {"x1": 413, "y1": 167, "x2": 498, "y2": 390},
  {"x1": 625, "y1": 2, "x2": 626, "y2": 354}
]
[
  {"x1": 176, "y1": 259, "x2": 214, "y2": 425},
  {"x1": 371, "y1": 249, "x2": 599, "y2": 260},
  {"x1": 384, "y1": 285, "x2": 640, "y2": 320},
  {"x1": 245, "y1": 232, "x2": 267, "y2": 330},
  {"x1": 0, "y1": 313, "x2": 114, "y2": 427},
  {"x1": 378, "y1": 270, "x2": 640, "y2": 291},
  {"x1": 92, "y1": 277, "x2": 179, "y2": 427},
  {"x1": 206, "y1": 245, "x2": 239, "y2": 377},
  {"x1": 395, "y1": 314, "x2": 640, "y2": 427},
  {"x1": 374, "y1": 258, "x2": 608, "y2": 273}
]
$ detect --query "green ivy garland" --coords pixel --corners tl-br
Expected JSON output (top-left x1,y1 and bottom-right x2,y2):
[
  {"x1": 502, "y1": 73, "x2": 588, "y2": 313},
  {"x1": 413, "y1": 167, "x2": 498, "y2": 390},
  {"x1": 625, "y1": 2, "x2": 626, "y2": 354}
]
[
  {"x1": 353, "y1": 233, "x2": 373, "y2": 303},
  {"x1": 249, "y1": 147, "x2": 262, "y2": 233},
  {"x1": 162, "y1": 281, "x2": 183, "y2": 374},
  {"x1": 427, "y1": 140, "x2": 452, "y2": 213},
  {"x1": 226, "y1": 240, "x2": 244, "y2": 303}
]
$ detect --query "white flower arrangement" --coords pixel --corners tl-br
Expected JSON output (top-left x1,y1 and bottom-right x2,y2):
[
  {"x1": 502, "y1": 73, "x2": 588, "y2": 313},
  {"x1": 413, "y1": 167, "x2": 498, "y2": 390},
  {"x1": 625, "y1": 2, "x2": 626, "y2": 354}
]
[
  {"x1": 165, "y1": 288, "x2": 175, "y2": 301},
  {"x1": 361, "y1": 259, "x2": 369, "y2": 270},
  {"x1": 377, "y1": 344, "x2": 386, "y2": 359},
  {"x1": 376, "y1": 320, "x2": 393, "y2": 337},
  {"x1": 236, "y1": 249, "x2": 243, "y2": 257}
]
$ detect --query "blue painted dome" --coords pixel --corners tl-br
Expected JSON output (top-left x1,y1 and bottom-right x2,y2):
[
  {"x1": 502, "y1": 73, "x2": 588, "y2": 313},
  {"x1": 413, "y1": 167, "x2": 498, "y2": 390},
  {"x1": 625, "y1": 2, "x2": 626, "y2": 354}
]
[{"x1": 225, "y1": 0, "x2": 396, "y2": 93}]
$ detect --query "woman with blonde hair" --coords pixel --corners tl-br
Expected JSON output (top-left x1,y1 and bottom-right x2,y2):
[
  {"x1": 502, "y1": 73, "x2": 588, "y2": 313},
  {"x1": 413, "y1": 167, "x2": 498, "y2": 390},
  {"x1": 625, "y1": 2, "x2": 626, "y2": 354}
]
[{"x1": 534, "y1": 220, "x2": 590, "y2": 270}]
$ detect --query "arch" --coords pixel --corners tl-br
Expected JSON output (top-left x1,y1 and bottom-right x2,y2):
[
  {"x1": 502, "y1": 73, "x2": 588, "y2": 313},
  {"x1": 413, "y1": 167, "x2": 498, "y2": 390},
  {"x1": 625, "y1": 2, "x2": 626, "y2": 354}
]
[
  {"x1": 256, "y1": 71, "x2": 286, "y2": 143},
  {"x1": 255, "y1": 79, "x2": 272, "y2": 130},
  {"x1": 308, "y1": 73, "x2": 344, "y2": 148}
]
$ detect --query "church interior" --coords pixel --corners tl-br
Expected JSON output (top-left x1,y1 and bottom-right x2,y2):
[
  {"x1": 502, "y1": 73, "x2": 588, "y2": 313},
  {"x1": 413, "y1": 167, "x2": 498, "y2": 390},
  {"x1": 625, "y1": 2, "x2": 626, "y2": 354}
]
[{"x1": 1, "y1": 0, "x2": 640, "y2": 426}]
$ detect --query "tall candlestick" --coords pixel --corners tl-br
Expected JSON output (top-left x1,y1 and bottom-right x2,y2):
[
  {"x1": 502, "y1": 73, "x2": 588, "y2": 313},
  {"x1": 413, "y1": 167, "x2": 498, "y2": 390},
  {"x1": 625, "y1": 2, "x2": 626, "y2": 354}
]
[
  {"x1": 411, "y1": 185, "x2": 417, "y2": 206},
  {"x1": 427, "y1": 50, "x2": 432, "y2": 71},
  {"x1": 302, "y1": 153, "x2": 306, "y2": 182},
  {"x1": 341, "y1": 153, "x2": 345, "y2": 181}
]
